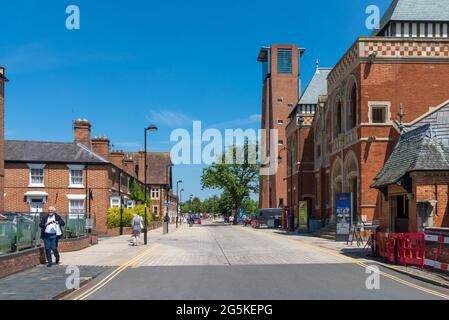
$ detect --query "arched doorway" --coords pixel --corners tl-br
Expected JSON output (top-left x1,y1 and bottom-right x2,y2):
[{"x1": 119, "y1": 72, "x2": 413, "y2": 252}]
[
  {"x1": 344, "y1": 151, "x2": 359, "y2": 222},
  {"x1": 331, "y1": 157, "x2": 343, "y2": 222}
]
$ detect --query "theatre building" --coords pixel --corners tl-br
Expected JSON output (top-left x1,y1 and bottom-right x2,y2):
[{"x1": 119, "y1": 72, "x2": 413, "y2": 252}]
[{"x1": 287, "y1": 0, "x2": 449, "y2": 234}]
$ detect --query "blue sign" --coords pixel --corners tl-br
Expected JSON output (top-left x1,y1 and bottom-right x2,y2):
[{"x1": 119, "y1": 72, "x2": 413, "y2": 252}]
[{"x1": 335, "y1": 193, "x2": 352, "y2": 235}]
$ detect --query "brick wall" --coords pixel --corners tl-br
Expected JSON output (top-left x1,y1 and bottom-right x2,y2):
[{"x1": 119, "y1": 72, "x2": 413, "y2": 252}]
[
  {"x1": 58, "y1": 235, "x2": 91, "y2": 252},
  {"x1": 0, "y1": 247, "x2": 45, "y2": 279}
]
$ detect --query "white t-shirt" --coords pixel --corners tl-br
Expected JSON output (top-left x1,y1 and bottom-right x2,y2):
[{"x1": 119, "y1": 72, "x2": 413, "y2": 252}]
[{"x1": 45, "y1": 215, "x2": 58, "y2": 234}]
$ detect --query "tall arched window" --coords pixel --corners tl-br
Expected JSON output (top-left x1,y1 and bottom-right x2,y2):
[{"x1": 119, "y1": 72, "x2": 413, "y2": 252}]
[
  {"x1": 336, "y1": 100, "x2": 343, "y2": 136},
  {"x1": 349, "y1": 85, "x2": 357, "y2": 129}
]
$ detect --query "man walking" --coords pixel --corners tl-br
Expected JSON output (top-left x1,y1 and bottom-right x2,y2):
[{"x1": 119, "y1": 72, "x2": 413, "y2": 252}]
[{"x1": 39, "y1": 206, "x2": 65, "y2": 267}]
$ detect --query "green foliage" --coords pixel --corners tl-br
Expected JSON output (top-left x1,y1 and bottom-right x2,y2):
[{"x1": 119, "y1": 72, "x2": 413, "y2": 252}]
[
  {"x1": 201, "y1": 142, "x2": 259, "y2": 221},
  {"x1": 106, "y1": 204, "x2": 157, "y2": 229},
  {"x1": 130, "y1": 178, "x2": 145, "y2": 202}
]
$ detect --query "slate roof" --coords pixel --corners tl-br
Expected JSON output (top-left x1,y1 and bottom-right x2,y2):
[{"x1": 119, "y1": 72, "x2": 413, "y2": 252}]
[
  {"x1": 376, "y1": 0, "x2": 449, "y2": 35},
  {"x1": 4, "y1": 140, "x2": 109, "y2": 164},
  {"x1": 371, "y1": 125, "x2": 449, "y2": 189},
  {"x1": 298, "y1": 68, "x2": 331, "y2": 105}
]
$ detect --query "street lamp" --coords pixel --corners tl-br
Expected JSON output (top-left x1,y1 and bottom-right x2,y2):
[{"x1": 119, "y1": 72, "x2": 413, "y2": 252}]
[
  {"x1": 296, "y1": 113, "x2": 305, "y2": 233},
  {"x1": 163, "y1": 163, "x2": 174, "y2": 234},
  {"x1": 278, "y1": 147, "x2": 294, "y2": 232},
  {"x1": 144, "y1": 124, "x2": 158, "y2": 245},
  {"x1": 179, "y1": 188, "x2": 184, "y2": 224},
  {"x1": 176, "y1": 180, "x2": 183, "y2": 228}
]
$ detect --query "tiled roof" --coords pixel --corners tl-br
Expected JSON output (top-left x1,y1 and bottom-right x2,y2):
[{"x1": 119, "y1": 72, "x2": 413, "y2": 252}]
[
  {"x1": 371, "y1": 125, "x2": 449, "y2": 188},
  {"x1": 4, "y1": 140, "x2": 109, "y2": 164},
  {"x1": 146, "y1": 152, "x2": 172, "y2": 185},
  {"x1": 377, "y1": 0, "x2": 449, "y2": 34},
  {"x1": 298, "y1": 68, "x2": 331, "y2": 105}
]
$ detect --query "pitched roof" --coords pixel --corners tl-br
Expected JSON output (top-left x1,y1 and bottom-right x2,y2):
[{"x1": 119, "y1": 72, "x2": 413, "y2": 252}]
[
  {"x1": 146, "y1": 152, "x2": 172, "y2": 185},
  {"x1": 298, "y1": 68, "x2": 331, "y2": 105},
  {"x1": 4, "y1": 140, "x2": 109, "y2": 164},
  {"x1": 371, "y1": 125, "x2": 449, "y2": 189},
  {"x1": 376, "y1": 0, "x2": 449, "y2": 35}
]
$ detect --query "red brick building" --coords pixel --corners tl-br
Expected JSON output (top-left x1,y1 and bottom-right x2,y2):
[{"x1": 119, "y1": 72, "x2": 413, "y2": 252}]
[
  {"x1": 286, "y1": 0, "x2": 449, "y2": 235},
  {"x1": 258, "y1": 45, "x2": 304, "y2": 209},
  {"x1": 4, "y1": 119, "x2": 177, "y2": 234}
]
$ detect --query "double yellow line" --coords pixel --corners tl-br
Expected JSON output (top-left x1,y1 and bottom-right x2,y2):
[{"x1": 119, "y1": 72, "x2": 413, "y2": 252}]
[
  {"x1": 237, "y1": 226, "x2": 449, "y2": 300},
  {"x1": 72, "y1": 244, "x2": 161, "y2": 300}
]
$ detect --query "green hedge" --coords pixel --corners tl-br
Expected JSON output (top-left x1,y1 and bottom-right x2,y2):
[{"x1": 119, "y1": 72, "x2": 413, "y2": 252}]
[{"x1": 107, "y1": 205, "x2": 161, "y2": 229}]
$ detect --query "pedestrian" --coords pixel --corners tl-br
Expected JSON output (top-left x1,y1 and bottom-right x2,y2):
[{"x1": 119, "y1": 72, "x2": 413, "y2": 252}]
[
  {"x1": 39, "y1": 206, "x2": 65, "y2": 267},
  {"x1": 131, "y1": 213, "x2": 143, "y2": 246}
]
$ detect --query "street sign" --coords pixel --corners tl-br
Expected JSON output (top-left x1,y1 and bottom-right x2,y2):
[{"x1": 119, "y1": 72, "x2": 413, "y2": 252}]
[{"x1": 165, "y1": 201, "x2": 170, "y2": 207}]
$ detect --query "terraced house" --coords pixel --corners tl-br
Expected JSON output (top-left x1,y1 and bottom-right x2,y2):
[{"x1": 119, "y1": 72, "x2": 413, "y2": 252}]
[{"x1": 3, "y1": 119, "x2": 176, "y2": 234}]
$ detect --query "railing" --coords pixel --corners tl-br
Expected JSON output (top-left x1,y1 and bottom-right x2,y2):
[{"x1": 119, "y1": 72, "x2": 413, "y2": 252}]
[{"x1": 0, "y1": 212, "x2": 92, "y2": 256}]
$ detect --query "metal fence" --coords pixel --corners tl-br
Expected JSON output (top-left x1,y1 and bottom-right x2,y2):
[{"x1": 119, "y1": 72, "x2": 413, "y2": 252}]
[{"x1": 0, "y1": 212, "x2": 94, "y2": 255}]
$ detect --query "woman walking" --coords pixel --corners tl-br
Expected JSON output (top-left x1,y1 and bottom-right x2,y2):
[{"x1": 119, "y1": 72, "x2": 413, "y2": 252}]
[{"x1": 131, "y1": 213, "x2": 143, "y2": 246}]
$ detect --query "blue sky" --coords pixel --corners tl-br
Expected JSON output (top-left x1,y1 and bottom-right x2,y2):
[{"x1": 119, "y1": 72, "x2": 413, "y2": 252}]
[{"x1": 1, "y1": 0, "x2": 391, "y2": 201}]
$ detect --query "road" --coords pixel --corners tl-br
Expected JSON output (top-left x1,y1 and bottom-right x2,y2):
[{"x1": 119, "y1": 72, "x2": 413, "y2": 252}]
[{"x1": 68, "y1": 222, "x2": 449, "y2": 300}]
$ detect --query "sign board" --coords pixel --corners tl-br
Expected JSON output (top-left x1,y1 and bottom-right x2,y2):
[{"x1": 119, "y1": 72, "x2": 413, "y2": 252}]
[
  {"x1": 165, "y1": 201, "x2": 170, "y2": 208},
  {"x1": 336, "y1": 193, "x2": 352, "y2": 236},
  {"x1": 298, "y1": 201, "x2": 308, "y2": 230}
]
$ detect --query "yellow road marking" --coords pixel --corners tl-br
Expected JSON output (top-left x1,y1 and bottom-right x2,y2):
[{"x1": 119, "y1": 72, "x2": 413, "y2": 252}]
[
  {"x1": 236, "y1": 226, "x2": 449, "y2": 300},
  {"x1": 73, "y1": 225, "x2": 185, "y2": 300},
  {"x1": 73, "y1": 244, "x2": 161, "y2": 300}
]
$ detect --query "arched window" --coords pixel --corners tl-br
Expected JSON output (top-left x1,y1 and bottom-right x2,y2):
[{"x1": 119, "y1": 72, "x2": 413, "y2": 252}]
[
  {"x1": 349, "y1": 84, "x2": 357, "y2": 129},
  {"x1": 336, "y1": 100, "x2": 343, "y2": 136}
]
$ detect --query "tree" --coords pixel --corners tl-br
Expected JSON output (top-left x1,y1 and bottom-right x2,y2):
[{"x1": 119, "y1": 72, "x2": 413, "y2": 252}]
[
  {"x1": 201, "y1": 142, "x2": 259, "y2": 224},
  {"x1": 130, "y1": 178, "x2": 145, "y2": 203},
  {"x1": 242, "y1": 197, "x2": 258, "y2": 214}
]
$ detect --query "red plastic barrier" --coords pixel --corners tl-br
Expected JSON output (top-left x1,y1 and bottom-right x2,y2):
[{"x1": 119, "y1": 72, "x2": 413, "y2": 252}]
[
  {"x1": 385, "y1": 232, "x2": 425, "y2": 269},
  {"x1": 402, "y1": 233, "x2": 425, "y2": 270},
  {"x1": 251, "y1": 220, "x2": 260, "y2": 229}
]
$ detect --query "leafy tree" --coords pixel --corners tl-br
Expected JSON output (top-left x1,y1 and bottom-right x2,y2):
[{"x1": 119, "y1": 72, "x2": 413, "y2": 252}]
[
  {"x1": 201, "y1": 142, "x2": 259, "y2": 224},
  {"x1": 130, "y1": 178, "x2": 145, "y2": 203},
  {"x1": 242, "y1": 197, "x2": 258, "y2": 214}
]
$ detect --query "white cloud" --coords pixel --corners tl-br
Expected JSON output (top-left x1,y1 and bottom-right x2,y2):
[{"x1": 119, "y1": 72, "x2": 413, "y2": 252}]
[{"x1": 146, "y1": 110, "x2": 193, "y2": 128}]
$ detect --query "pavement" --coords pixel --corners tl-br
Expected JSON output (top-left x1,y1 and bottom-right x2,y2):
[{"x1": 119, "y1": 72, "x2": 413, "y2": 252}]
[
  {"x1": 2, "y1": 221, "x2": 449, "y2": 300},
  {"x1": 0, "y1": 224, "x2": 178, "y2": 300}
]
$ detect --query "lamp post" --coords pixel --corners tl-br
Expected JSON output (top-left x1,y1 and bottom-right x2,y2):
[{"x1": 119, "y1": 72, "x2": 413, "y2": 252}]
[
  {"x1": 278, "y1": 146, "x2": 294, "y2": 232},
  {"x1": 144, "y1": 124, "x2": 158, "y2": 245},
  {"x1": 176, "y1": 180, "x2": 183, "y2": 228},
  {"x1": 296, "y1": 113, "x2": 305, "y2": 233},
  {"x1": 179, "y1": 188, "x2": 184, "y2": 224},
  {"x1": 163, "y1": 164, "x2": 174, "y2": 234}
]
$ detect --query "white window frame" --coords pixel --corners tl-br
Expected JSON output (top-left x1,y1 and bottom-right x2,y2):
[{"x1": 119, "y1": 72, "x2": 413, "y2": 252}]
[
  {"x1": 126, "y1": 200, "x2": 136, "y2": 209},
  {"x1": 28, "y1": 164, "x2": 45, "y2": 187},
  {"x1": 110, "y1": 196, "x2": 121, "y2": 208},
  {"x1": 367, "y1": 101, "x2": 392, "y2": 125},
  {"x1": 151, "y1": 187, "x2": 160, "y2": 200},
  {"x1": 68, "y1": 164, "x2": 85, "y2": 188}
]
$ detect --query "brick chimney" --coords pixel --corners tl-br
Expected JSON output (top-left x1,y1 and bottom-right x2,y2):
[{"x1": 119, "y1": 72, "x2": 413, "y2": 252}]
[
  {"x1": 110, "y1": 150, "x2": 125, "y2": 169},
  {"x1": 123, "y1": 154, "x2": 135, "y2": 177},
  {"x1": 138, "y1": 151, "x2": 146, "y2": 181},
  {"x1": 73, "y1": 119, "x2": 92, "y2": 149},
  {"x1": 92, "y1": 136, "x2": 110, "y2": 161}
]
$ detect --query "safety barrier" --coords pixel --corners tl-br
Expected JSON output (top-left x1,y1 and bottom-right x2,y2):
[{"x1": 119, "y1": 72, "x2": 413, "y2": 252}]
[
  {"x1": 376, "y1": 232, "x2": 389, "y2": 259},
  {"x1": 251, "y1": 220, "x2": 260, "y2": 229},
  {"x1": 376, "y1": 232, "x2": 426, "y2": 270},
  {"x1": 424, "y1": 230, "x2": 449, "y2": 272}
]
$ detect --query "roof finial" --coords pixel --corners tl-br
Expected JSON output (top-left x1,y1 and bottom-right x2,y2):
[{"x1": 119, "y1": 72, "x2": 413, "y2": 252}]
[{"x1": 398, "y1": 103, "x2": 406, "y2": 134}]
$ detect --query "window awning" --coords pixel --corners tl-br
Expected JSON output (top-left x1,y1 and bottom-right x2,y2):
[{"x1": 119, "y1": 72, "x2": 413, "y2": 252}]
[{"x1": 24, "y1": 191, "x2": 48, "y2": 198}]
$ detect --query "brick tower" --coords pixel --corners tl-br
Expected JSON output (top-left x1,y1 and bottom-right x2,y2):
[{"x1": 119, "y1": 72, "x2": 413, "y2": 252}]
[{"x1": 258, "y1": 45, "x2": 304, "y2": 209}]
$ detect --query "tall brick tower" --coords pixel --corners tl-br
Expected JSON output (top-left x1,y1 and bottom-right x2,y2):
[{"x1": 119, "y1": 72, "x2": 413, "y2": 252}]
[
  {"x1": 258, "y1": 45, "x2": 304, "y2": 209},
  {"x1": 0, "y1": 67, "x2": 7, "y2": 212}
]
